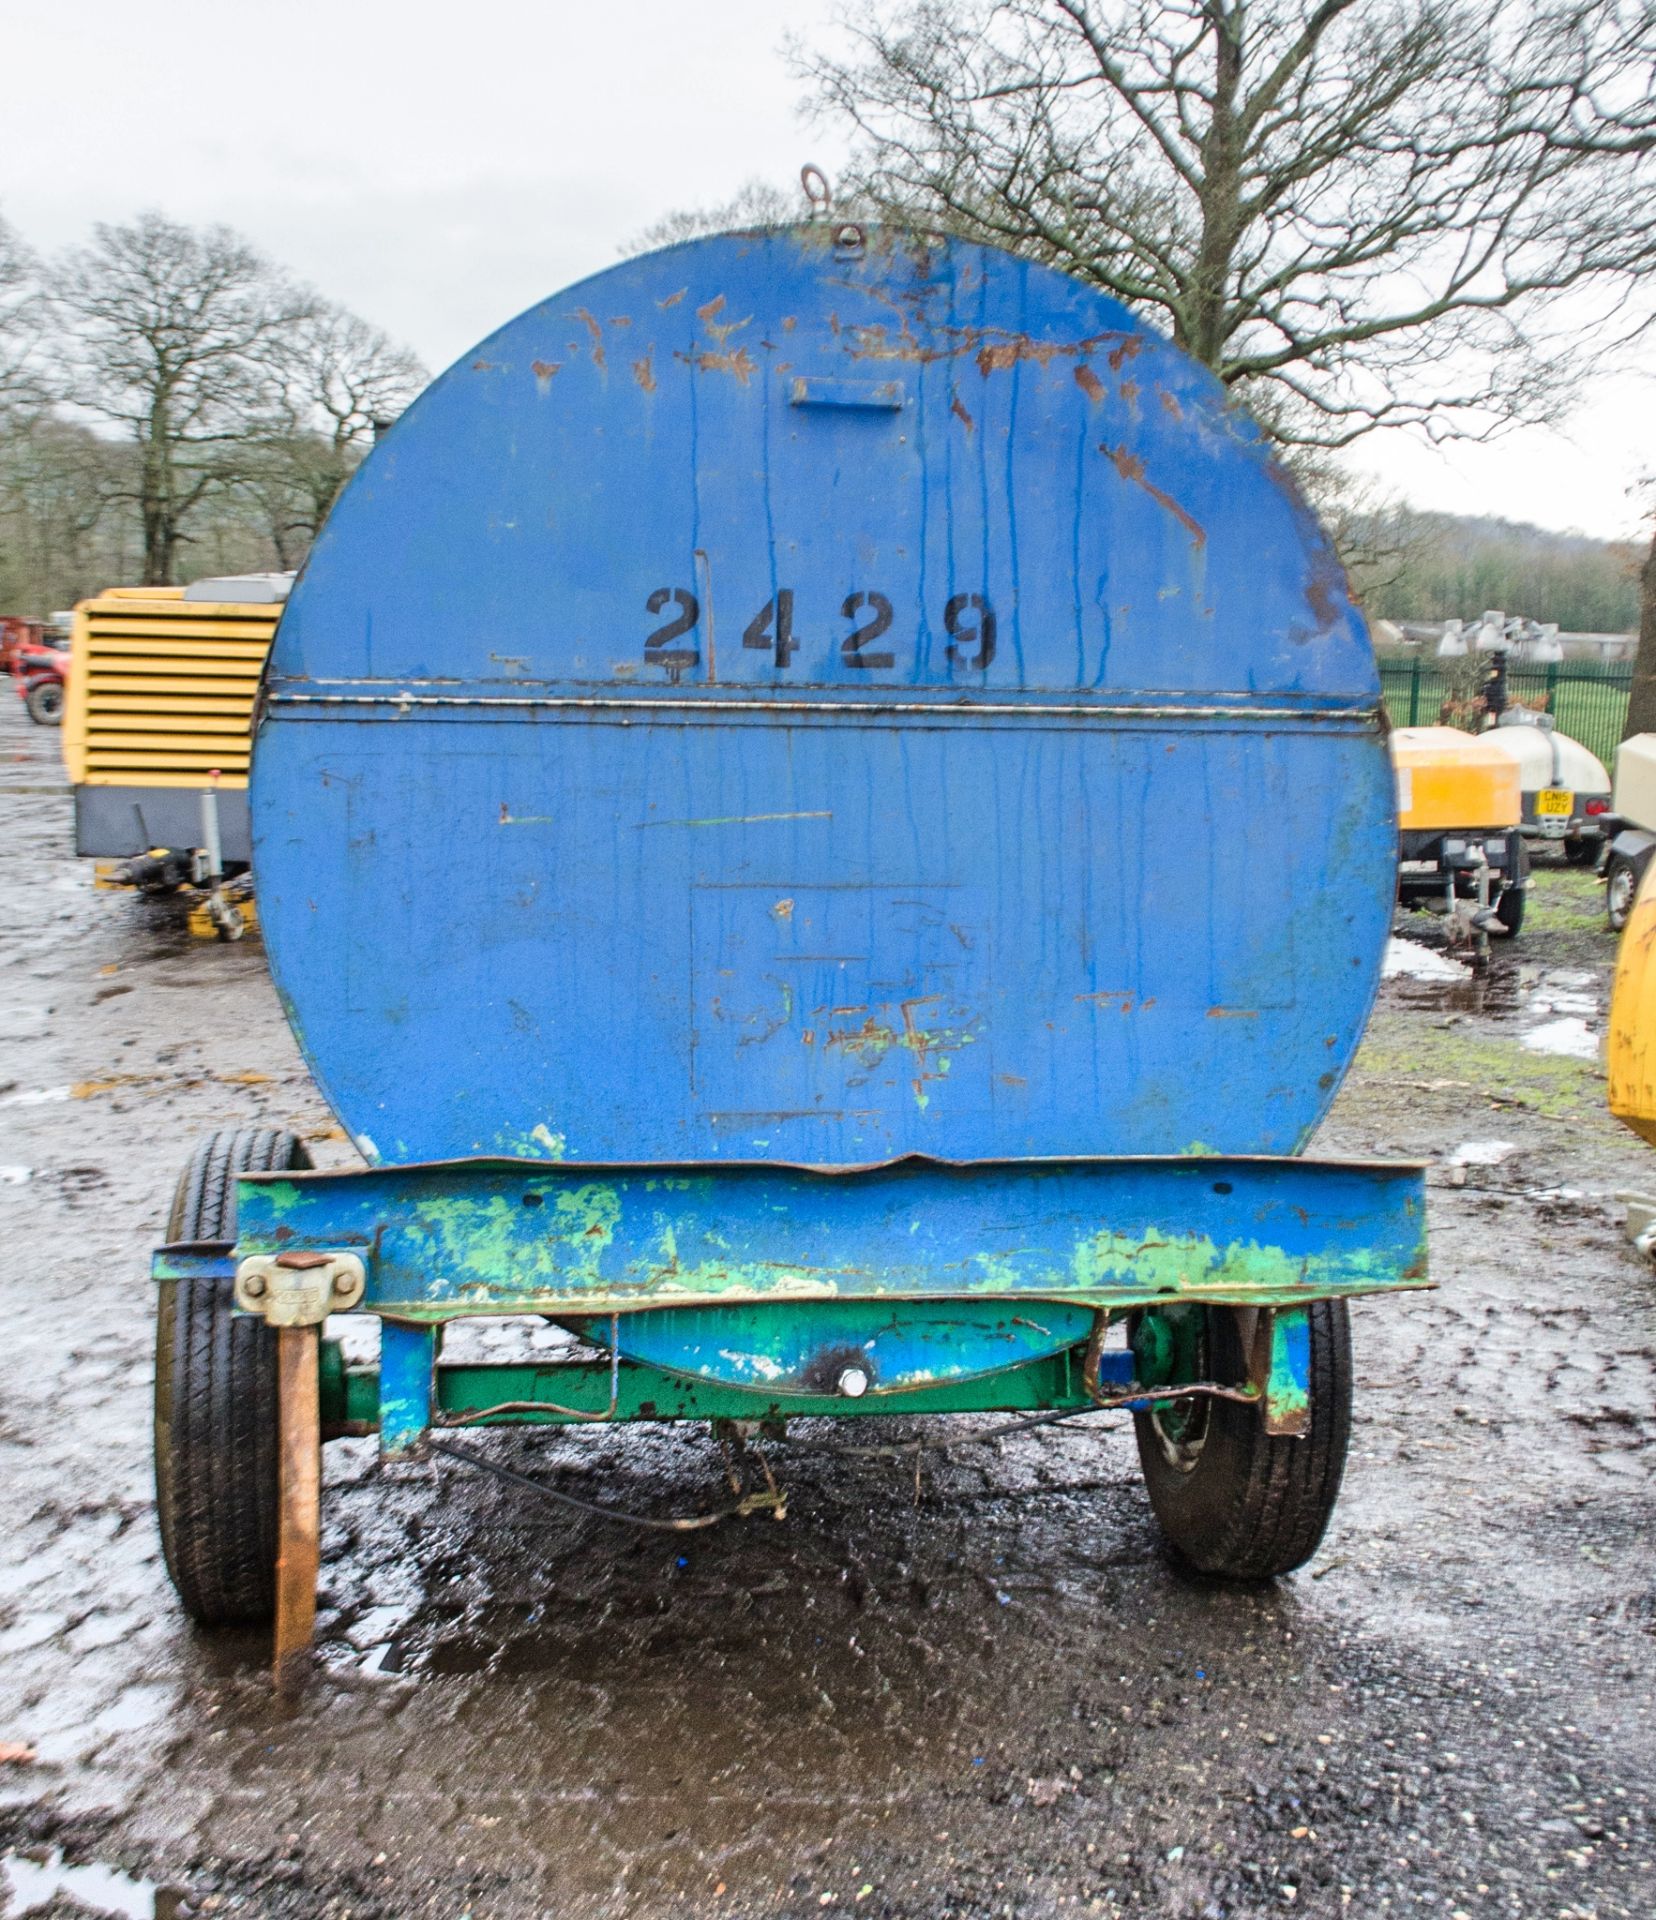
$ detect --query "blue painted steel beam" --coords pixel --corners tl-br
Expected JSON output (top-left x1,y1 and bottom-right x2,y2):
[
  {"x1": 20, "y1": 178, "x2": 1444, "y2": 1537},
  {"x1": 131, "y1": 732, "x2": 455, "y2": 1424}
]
[
  {"x1": 230, "y1": 1154, "x2": 1426, "y2": 1321},
  {"x1": 378, "y1": 1321, "x2": 437, "y2": 1460}
]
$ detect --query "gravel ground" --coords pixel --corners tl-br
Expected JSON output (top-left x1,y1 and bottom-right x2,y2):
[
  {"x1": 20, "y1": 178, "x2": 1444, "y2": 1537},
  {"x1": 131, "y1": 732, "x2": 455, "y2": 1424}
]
[{"x1": 0, "y1": 691, "x2": 1652, "y2": 1920}]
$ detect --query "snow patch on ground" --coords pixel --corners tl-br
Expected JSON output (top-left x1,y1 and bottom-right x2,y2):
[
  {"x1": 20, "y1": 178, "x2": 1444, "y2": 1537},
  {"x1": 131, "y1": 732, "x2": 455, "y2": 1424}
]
[
  {"x1": 1448, "y1": 1140, "x2": 1518, "y2": 1166},
  {"x1": 0, "y1": 1087, "x2": 69, "y2": 1110}
]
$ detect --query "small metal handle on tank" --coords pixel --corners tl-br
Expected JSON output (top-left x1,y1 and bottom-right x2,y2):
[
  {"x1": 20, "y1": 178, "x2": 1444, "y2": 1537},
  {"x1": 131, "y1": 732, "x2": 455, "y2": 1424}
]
[{"x1": 789, "y1": 377, "x2": 905, "y2": 411}]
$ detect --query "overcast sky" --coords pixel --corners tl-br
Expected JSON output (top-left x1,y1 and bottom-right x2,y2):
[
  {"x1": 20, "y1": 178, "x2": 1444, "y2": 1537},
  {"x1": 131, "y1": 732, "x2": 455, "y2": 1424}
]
[{"x1": 7, "y1": 0, "x2": 1650, "y2": 546}]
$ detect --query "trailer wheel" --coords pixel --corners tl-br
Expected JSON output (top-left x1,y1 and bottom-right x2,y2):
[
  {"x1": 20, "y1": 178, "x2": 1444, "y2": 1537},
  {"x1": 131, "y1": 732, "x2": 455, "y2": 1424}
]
[
  {"x1": 25, "y1": 680, "x2": 63, "y2": 725},
  {"x1": 1489, "y1": 882, "x2": 1526, "y2": 938},
  {"x1": 1606, "y1": 854, "x2": 1637, "y2": 934},
  {"x1": 155, "y1": 1127, "x2": 311, "y2": 1626},
  {"x1": 1133, "y1": 1300, "x2": 1352, "y2": 1579}
]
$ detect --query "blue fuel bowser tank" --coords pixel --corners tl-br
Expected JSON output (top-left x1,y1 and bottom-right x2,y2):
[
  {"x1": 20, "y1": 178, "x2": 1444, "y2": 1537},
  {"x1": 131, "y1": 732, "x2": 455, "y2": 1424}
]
[{"x1": 150, "y1": 225, "x2": 1426, "y2": 1676}]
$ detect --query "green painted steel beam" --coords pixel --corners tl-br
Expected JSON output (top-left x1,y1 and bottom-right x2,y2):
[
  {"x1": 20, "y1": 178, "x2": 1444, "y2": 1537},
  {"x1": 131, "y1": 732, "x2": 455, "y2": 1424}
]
[{"x1": 324, "y1": 1347, "x2": 1101, "y2": 1433}]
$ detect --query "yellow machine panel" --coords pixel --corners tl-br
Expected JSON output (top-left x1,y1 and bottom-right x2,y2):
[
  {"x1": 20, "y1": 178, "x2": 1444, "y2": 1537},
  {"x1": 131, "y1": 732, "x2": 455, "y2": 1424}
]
[
  {"x1": 1390, "y1": 726, "x2": 1522, "y2": 832},
  {"x1": 1609, "y1": 860, "x2": 1656, "y2": 1147},
  {"x1": 62, "y1": 587, "x2": 279, "y2": 791}
]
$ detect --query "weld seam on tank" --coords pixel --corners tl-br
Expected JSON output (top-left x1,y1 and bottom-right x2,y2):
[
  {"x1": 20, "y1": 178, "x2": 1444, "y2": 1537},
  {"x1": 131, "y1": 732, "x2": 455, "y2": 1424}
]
[{"x1": 266, "y1": 693, "x2": 1381, "y2": 723}]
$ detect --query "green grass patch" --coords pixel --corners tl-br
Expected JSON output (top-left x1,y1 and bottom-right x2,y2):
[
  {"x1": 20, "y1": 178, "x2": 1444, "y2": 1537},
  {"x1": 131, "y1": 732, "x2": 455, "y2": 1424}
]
[
  {"x1": 1523, "y1": 866, "x2": 1610, "y2": 938},
  {"x1": 1355, "y1": 1012, "x2": 1607, "y2": 1122}
]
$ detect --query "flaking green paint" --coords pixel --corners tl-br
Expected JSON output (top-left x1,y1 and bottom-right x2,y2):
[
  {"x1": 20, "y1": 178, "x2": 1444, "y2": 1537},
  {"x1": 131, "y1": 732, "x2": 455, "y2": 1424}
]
[
  {"x1": 1068, "y1": 1227, "x2": 1316, "y2": 1298},
  {"x1": 233, "y1": 1156, "x2": 1427, "y2": 1322}
]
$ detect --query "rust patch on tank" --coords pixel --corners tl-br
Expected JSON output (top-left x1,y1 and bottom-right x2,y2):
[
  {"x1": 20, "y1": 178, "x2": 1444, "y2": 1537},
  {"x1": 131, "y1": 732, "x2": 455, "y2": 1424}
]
[
  {"x1": 1303, "y1": 545, "x2": 1346, "y2": 631},
  {"x1": 1263, "y1": 461, "x2": 1349, "y2": 635},
  {"x1": 976, "y1": 340, "x2": 1027, "y2": 375},
  {"x1": 659, "y1": 288, "x2": 688, "y2": 308},
  {"x1": 531, "y1": 361, "x2": 561, "y2": 393},
  {"x1": 1159, "y1": 387, "x2": 1183, "y2": 420},
  {"x1": 950, "y1": 392, "x2": 975, "y2": 433},
  {"x1": 834, "y1": 288, "x2": 1135, "y2": 376},
  {"x1": 633, "y1": 355, "x2": 656, "y2": 393},
  {"x1": 697, "y1": 294, "x2": 728, "y2": 324},
  {"x1": 573, "y1": 309, "x2": 605, "y2": 371},
  {"x1": 1107, "y1": 336, "x2": 1143, "y2": 371},
  {"x1": 1102, "y1": 444, "x2": 1205, "y2": 549},
  {"x1": 1074, "y1": 365, "x2": 1104, "y2": 403},
  {"x1": 704, "y1": 313, "x2": 752, "y2": 348},
  {"x1": 677, "y1": 347, "x2": 757, "y2": 384}
]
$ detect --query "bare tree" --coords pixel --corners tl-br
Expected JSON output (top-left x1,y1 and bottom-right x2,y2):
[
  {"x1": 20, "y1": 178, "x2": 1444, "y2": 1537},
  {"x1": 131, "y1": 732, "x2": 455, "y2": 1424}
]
[
  {"x1": 627, "y1": 178, "x2": 803, "y2": 255},
  {"x1": 0, "y1": 412, "x2": 137, "y2": 612},
  {"x1": 49, "y1": 212, "x2": 315, "y2": 583},
  {"x1": 796, "y1": 0, "x2": 1656, "y2": 446},
  {"x1": 0, "y1": 213, "x2": 44, "y2": 414},
  {"x1": 245, "y1": 303, "x2": 426, "y2": 557},
  {"x1": 1623, "y1": 491, "x2": 1656, "y2": 739}
]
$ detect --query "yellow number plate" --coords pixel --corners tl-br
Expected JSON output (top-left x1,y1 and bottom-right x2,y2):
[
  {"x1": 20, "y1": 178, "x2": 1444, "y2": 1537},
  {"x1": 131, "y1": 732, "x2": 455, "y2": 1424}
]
[{"x1": 1536, "y1": 788, "x2": 1574, "y2": 816}]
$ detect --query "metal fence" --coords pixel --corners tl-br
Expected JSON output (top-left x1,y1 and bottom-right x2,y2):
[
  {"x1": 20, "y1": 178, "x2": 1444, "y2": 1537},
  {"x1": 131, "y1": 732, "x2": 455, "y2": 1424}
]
[{"x1": 1378, "y1": 656, "x2": 1633, "y2": 769}]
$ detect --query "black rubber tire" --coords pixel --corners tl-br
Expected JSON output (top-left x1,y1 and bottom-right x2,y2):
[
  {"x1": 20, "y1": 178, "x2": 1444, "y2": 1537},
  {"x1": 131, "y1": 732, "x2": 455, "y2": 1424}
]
[
  {"x1": 25, "y1": 680, "x2": 63, "y2": 725},
  {"x1": 1489, "y1": 881, "x2": 1526, "y2": 938},
  {"x1": 155, "y1": 1127, "x2": 310, "y2": 1626},
  {"x1": 1606, "y1": 854, "x2": 1636, "y2": 934},
  {"x1": 1133, "y1": 1300, "x2": 1353, "y2": 1579}
]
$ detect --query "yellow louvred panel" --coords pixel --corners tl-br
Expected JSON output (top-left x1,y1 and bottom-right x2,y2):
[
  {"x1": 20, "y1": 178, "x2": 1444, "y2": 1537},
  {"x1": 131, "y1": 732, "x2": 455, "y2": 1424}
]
[{"x1": 64, "y1": 588, "x2": 280, "y2": 787}]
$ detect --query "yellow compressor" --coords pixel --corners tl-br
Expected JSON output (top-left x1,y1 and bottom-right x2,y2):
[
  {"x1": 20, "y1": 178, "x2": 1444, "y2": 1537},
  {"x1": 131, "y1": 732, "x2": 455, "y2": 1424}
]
[
  {"x1": 61, "y1": 575, "x2": 288, "y2": 937},
  {"x1": 1391, "y1": 725, "x2": 1527, "y2": 939}
]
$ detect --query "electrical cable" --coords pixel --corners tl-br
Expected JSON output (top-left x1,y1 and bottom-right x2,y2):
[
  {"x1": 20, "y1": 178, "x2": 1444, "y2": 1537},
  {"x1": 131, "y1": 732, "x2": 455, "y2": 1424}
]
[{"x1": 429, "y1": 1437, "x2": 781, "y2": 1532}]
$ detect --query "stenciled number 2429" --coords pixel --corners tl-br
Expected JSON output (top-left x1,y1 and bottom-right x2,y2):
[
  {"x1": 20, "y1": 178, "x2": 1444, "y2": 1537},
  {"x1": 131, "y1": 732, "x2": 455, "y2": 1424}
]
[{"x1": 643, "y1": 587, "x2": 996, "y2": 672}]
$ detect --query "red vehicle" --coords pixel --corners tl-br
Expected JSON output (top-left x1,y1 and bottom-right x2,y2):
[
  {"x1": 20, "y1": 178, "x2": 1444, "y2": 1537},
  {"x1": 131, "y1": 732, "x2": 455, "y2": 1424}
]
[
  {"x1": 15, "y1": 638, "x2": 68, "y2": 724},
  {"x1": 0, "y1": 616, "x2": 46, "y2": 678}
]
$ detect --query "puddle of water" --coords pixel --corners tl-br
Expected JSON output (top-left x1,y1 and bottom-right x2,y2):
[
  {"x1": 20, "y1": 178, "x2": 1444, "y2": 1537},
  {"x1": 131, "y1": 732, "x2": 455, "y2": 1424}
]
[
  {"x1": 1523, "y1": 1016, "x2": 1600, "y2": 1061},
  {"x1": 1383, "y1": 937, "x2": 1469, "y2": 983},
  {"x1": 92, "y1": 1684, "x2": 175, "y2": 1736},
  {"x1": 342, "y1": 1604, "x2": 413, "y2": 1651},
  {"x1": 1526, "y1": 980, "x2": 1598, "y2": 1020},
  {"x1": 0, "y1": 1848, "x2": 162, "y2": 1919},
  {"x1": 1382, "y1": 939, "x2": 1609, "y2": 1037}
]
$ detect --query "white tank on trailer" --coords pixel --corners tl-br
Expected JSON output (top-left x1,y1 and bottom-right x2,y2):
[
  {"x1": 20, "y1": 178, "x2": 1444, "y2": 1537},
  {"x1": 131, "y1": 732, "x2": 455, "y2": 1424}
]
[
  {"x1": 1479, "y1": 710, "x2": 1610, "y2": 860},
  {"x1": 1613, "y1": 733, "x2": 1656, "y2": 831}
]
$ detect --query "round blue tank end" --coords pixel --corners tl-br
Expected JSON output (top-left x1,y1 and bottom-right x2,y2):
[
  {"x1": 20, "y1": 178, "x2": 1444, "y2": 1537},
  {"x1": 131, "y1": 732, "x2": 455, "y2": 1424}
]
[{"x1": 252, "y1": 226, "x2": 1393, "y2": 1165}]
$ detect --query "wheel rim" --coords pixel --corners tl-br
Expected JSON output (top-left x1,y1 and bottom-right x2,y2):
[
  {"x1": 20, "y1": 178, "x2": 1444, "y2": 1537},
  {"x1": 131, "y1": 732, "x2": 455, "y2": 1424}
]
[{"x1": 1610, "y1": 866, "x2": 1634, "y2": 925}]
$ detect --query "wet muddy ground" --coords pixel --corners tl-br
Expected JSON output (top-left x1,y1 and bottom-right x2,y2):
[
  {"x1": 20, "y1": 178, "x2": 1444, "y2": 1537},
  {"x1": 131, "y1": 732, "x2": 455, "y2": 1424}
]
[{"x1": 0, "y1": 693, "x2": 1652, "y2": 1919}]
